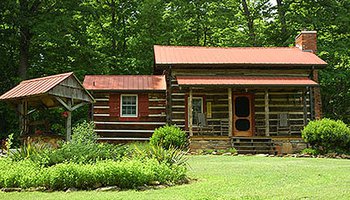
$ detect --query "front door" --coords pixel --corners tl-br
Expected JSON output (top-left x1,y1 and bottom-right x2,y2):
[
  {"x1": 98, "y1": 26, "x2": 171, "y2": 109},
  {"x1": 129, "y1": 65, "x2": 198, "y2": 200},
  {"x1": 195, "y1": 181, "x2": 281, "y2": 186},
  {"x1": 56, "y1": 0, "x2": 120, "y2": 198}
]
[{"x1": 233, "y1": 94, "x2": 254, "y2": 137}]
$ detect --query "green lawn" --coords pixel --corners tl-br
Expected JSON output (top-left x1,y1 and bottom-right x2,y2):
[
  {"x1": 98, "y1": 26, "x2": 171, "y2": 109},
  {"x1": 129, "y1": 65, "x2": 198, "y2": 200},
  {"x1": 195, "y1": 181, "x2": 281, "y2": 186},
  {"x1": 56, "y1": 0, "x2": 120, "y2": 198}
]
[{"x1": 1, "y1": 155, "x2": 349, "y2": 200}]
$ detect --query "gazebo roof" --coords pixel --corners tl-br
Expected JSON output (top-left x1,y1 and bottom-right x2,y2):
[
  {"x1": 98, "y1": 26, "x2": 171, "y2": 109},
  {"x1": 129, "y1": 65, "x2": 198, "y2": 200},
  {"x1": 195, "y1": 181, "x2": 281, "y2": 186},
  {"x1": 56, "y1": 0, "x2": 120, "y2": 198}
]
[{"x1": 0, "y1": 72, "x2": 94, "y2": 108}]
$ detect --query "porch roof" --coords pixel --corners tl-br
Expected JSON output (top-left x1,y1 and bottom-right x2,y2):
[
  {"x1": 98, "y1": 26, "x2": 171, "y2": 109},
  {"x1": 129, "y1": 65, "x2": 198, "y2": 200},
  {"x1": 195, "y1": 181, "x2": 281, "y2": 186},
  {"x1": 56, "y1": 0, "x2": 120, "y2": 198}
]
[{"x1": 176, "y1": 76, "x2": 318, "y2": 87}]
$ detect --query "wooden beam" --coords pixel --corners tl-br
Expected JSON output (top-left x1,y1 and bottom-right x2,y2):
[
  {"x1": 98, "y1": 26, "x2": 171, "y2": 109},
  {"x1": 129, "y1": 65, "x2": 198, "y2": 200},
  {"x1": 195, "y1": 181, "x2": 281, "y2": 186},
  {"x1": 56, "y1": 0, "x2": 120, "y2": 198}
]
[
  {"x1": 303, "y1": 90, "x2": 308, "y2": 126},
  {"x1": 228, "y1": 88, "x2": 233, "y2": 137},
  {"x1": 66, "y1": 99, "x2": 72, "y2": 141},
  {"x1": 166, "y1": 68, "x2": 173, "y2": 124},
  {"x1": 18, "y1": 101, "x2": 29, "y2": 136},
  {"x1": 265, "y1": 89, "x2": 270, "y2": 136},
  {"x1": 71, "y1": 102, "x2": 87, "y2": 111},
  {"x1": 55, "y1": 96, "x2": 71, "y2": 111},
  {"x1": 309, "y1": 87, "x2": 314, "y2": 120},
  {"x1": 189, "y1": 88, "x2": 193, "y2": 136},
  {"x1": 18, "y1": 103, "x2": 23, "y2": 135}
]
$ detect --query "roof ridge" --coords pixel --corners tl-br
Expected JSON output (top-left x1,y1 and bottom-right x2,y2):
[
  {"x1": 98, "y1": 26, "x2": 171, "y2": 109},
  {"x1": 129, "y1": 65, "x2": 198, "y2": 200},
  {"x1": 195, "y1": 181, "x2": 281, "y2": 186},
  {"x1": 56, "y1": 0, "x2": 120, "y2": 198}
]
[
  {"x1": 155, "y1": 45, "x2": 297, "y2": 49},
  {"x1": 85, "y1": 75, "x2": 165, "y2": 77},
  {"x1": 21, "y1": 72, "x2": 73, "y2": 84}
]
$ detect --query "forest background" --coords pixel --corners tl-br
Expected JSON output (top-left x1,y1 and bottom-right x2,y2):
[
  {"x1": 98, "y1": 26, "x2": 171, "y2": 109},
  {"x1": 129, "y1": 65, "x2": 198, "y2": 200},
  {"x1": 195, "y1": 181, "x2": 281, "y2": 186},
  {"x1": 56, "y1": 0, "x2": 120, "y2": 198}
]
[{"x1": 0, "y1": 0, "x2": 349, "y2": 139}]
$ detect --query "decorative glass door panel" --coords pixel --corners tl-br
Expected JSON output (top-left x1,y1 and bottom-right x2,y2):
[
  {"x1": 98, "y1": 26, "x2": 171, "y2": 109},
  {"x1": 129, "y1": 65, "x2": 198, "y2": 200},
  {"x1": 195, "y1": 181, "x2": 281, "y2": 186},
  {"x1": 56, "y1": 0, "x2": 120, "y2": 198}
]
[{"x1": 233, "y1": 94, "x2": 254, "y2": 136}]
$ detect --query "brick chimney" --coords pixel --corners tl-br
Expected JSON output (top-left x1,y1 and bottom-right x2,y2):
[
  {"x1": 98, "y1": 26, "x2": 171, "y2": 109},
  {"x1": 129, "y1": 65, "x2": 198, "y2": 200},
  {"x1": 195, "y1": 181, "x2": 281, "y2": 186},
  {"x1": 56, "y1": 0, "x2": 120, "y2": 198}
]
[
  {"x1": 295, "y1": 30, "x2": 322, "y2": 119},
  {"x1": 295, "y1": 31, "x2": 317, "y2": 53}
]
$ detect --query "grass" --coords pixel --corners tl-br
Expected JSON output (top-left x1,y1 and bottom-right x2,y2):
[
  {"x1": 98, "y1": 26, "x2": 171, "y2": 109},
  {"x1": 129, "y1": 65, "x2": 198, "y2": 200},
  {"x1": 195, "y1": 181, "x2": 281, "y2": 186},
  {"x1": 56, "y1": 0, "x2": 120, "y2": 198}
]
[{"x1": 1, "y1": 155, "x2": 349, "y2": 199}]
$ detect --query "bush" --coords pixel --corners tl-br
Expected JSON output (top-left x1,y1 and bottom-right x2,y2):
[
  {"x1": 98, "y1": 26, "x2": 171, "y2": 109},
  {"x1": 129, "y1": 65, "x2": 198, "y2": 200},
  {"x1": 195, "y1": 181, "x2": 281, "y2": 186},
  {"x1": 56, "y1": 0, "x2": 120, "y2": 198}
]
[
  {"x1": 301, "y1": 148, "x2": 320, "y2": 156},
  {"x1": 0, "y1": 158, "x2": 187, "y2": 190},
  {"x1": 30, "y1": 142, "x2": 128, "y2": 167},
  {"x1": 10, "y1": 139, "x2": 49, "y2": 162},
  {"x1": 150, "y1": 125, "x2": 187, "y2": 149},
  {"x1": 10, "y1": 121, "x2": 129, "y2": 166},
  {"x1": 302, "y1": 118, "x2": 350, "y2": 154},
  {"x1": 131, "y1": 143, "x2": 188, "y2": 167},
  {"x1": 71, "y1": 121, "x2": 97, "y2": 144}
]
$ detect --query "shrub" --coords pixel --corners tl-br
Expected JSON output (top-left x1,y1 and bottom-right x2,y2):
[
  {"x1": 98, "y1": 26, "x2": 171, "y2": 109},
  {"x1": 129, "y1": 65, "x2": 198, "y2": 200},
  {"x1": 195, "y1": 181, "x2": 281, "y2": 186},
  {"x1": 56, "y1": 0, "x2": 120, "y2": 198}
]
[
  {"x1": 32, "y1": 142, "x2": 128, "y2": 166},
  {"x1": 302, "y1": 118, "x2": 350, "y2": 154},
  {"x1": 71, "y1": 121, "x2": 97, "y2": 145},
  {"x1": 132, "y1": 143, "x2": 188, "y2": 167},
  {"x1": 10, "y1": 139, "x2": 49, "y2": 162},
  {"x1": 301, "y1": 148, "x2": 320, "y2": 156},
  {"x1": 150, "y1": 125, "x2": 187, "y2": 149},
  {"x1": 10, "y1": 120, "x2": 128, "y2": 166},
  {"x1": 227, "y1": 147, "x2": 237, "y2": 154},
  {"x1": 0, "y1": 158, "x2": 187, "y2": 190}
]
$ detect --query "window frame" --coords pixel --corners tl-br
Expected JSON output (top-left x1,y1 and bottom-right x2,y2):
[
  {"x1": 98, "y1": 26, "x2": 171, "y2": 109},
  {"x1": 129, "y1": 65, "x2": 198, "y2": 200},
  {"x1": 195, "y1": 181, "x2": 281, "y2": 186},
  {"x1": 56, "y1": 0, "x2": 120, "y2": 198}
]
[
  {"x1": 188, "y1": 97, "x2": 203, "y2": 127},
  {"x1": 120, "y1": 94, "x2": 138, "y2": 117}
]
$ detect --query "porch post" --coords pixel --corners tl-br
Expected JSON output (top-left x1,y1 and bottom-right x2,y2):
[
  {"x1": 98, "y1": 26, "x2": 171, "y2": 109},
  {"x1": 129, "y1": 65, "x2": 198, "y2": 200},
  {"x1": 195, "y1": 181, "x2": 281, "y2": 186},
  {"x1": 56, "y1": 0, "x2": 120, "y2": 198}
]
[
  {"x1": 302, "y1": 89, "x2": 308, "y2": 126},
  {"x1": 309, "y1": 87, "x2": 314, "y2": 120},
  {"x1": 228, "y1": 88, "x2": 233, "y2": 137},
  {"x1": 264, "y1": 89, "x2": 270, "y2": 136},
  {"x1": 189, "y1": 88, "x2": 193, "y2": 136}
]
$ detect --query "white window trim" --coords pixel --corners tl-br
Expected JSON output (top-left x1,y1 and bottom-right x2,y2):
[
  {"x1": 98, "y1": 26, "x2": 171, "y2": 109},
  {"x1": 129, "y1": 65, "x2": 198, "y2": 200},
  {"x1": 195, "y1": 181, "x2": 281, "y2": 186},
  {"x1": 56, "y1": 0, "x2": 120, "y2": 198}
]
[
  {"x1": 120, "y1": 94, "x2": 138, "y2": 117},
  {"x1": 188, "y1": 97, "x2": 203, "y2": 127}
]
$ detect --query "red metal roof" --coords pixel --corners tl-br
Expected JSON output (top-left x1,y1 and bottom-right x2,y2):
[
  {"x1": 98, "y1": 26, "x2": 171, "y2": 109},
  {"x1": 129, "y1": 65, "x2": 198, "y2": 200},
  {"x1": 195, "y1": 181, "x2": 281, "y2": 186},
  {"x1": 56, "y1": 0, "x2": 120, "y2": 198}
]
[
  {"x1": 176, "y1": 76, "x2": 318, "y2": 86},
  {"x1": 0, "y1": 72, "x2": 74, "y2": 100},
  {"x1": 83, "y1": 75, "x2": 166, "y2": 91},
  {"x1": 154, "y1": 45, "x2": 327, "y2": 66}
]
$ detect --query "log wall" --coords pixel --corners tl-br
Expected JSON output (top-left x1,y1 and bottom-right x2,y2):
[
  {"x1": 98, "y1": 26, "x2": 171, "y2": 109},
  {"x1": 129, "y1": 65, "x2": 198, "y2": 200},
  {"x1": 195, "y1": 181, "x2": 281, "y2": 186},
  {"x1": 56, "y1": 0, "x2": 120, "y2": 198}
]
[
  {"x1": 91, "y1": 91, "x2": 166, "y2": 141},
  {"x1": 170, "y1": 68, "x2": 312, "y2": 137}
]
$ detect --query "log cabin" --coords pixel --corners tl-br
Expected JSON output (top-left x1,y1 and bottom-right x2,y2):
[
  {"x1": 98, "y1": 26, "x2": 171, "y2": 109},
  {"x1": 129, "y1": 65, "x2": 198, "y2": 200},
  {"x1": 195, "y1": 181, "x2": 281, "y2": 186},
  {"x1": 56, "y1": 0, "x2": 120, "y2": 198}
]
[
  {"x1": 83, "y1": 75, "x2": 167, "y2": 141},
  {"x1": 84, "y1": 31, "x2": 327, "y2": 154}
]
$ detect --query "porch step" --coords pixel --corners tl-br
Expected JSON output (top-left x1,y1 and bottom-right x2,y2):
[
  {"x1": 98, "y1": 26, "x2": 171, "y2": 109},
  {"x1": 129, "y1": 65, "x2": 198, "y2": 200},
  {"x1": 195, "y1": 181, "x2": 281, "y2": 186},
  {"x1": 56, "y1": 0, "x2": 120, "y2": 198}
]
[{"x1": 231, "y1": 137, "x2": 276, "y2": 155}]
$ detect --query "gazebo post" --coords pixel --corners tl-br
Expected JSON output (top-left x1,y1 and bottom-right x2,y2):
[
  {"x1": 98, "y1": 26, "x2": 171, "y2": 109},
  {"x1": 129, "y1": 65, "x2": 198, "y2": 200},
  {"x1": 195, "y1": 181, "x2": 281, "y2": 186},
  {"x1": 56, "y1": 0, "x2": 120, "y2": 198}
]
[
  {"x1": 18, "y1": 100, "x2": 29, "y2": 136},
  {"x1": 66, "y1": 99, "x2": 72, "y2": 141}
]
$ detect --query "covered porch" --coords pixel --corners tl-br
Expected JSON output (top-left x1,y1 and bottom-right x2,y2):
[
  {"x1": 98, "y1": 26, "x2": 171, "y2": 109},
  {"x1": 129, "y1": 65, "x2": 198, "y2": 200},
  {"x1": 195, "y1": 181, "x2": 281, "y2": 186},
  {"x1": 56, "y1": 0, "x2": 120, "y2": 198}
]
[{"x1": 174, "y1": 76, "x2": 318, "y2": 138}]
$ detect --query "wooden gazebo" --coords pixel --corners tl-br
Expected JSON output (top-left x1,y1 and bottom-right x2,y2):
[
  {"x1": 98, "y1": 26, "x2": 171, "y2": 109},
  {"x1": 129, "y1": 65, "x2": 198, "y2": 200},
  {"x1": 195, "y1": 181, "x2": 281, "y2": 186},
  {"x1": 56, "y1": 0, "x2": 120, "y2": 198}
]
[{"x1": 0, "y1": 72, "x2": 94, "y2": 140}]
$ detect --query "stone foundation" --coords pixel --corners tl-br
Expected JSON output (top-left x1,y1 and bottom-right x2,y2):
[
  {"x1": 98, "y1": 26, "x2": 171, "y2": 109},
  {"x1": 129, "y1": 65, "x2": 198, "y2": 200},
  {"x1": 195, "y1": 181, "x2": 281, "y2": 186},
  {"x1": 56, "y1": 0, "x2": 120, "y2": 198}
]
[
  {"x1": 189, "y1": 137, "x2": 231, "y2": 152},
  {"x1": 189, "y1": 136, "x2": 308, "y2": 155},
  {"x1": 272, "y1": 138, "x2": 308, "y2": 154}
]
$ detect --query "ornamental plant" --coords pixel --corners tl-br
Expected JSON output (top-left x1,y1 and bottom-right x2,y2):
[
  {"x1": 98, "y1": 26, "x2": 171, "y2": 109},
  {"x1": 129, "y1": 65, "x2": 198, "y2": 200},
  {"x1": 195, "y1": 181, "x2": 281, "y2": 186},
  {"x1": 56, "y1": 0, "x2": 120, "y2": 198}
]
[
  {"x1": 301, "y1": 118, "x2": 350, "y2": 154},
  {"x1": 150, "y1": 125, "x2": 188, "y2": 150}
]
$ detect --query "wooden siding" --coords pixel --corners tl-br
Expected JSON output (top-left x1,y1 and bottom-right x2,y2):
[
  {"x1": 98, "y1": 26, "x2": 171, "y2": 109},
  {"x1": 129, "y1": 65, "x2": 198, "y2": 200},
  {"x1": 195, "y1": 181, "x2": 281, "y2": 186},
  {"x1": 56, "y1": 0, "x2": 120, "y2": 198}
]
[
  {"x1": 91, "y1": 91, "x2": 166, "y2": 141},
  {"x1": 170, "y1": 69, "x2": 312, "y2": 137},
  {"x1": 48, "y1": 76, "x2": 92, "y2": 102}
]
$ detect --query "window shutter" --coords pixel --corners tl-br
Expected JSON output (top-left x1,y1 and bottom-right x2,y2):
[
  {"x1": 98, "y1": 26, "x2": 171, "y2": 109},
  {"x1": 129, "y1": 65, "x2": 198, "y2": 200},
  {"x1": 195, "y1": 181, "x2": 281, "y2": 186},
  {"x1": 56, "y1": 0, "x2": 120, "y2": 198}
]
[
  {"x1": 109, "y1": 94, "x2": 120, "y2": 117},
  {"x1": 138, "y1": 94, "x2": 149, "y2": 117}
]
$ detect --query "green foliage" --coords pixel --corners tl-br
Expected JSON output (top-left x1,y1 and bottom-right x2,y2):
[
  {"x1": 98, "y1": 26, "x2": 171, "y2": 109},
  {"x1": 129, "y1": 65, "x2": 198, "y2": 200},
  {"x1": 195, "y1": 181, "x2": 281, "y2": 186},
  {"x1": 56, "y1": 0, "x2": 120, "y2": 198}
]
[
  {"x1": 302, "y1": 118, "x2": 350, "y2": 154},
  {"x1": 71, "y1": 121, "x2": 97, "y2": 145},
  {"x1": 204, "y1": 149, "x2": 215, "y2": 154},
  {"x1": 301, "y1": 148, "x2": 320, "y2": 156},
  {"x1": 0, "y1": 158, "x2": 187, "y2": 190},
  {"x1": 150, "y1": 125, "x2": 187, "y2": 150},
  {"x1": 5, "y1": 133, "x2": 13, "y2": 152},
  {"x1": 227, "y1": 148, "x2": 237, "y2": 154},
  {"x1": 1, "y1": 0, "x2": 350, "y2": 137},
  {"x1": 33, "y1": 142, "x2": 128, "y2": 167},
  {"x1": 132, "y1": 143, "x2": 188, "y2": 167},
  {"x1": 10, "y1": 140, "x2": 49, "y2": 162},
  {"x1": 10, "y1": 121, "x2": 128, "y2": 166}
]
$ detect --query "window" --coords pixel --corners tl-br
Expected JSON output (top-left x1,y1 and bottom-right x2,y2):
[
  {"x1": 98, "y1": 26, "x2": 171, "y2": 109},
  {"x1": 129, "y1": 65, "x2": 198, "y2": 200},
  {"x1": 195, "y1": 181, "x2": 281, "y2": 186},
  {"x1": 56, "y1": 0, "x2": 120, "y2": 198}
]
[
  {"x1": 189, "y1": 97, "x2": 203, "y2": 125},
  {"x1": 121, "y1": 94, "x2": 138, "y2": 117}
]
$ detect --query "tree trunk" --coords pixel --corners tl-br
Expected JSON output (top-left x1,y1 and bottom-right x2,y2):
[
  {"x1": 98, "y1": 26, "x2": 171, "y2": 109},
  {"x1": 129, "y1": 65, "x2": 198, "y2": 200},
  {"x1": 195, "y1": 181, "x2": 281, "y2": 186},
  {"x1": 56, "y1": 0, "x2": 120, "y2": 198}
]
[
  {"x1": 19, "y1": 0, "x2": 31, "y2": 79},
  {"x1": 276, "y1": 0, "x2": 288, "y2": 45},
  {"x1": 110, "y1": 0, "x2": 117, "y2": 56},
  {"x1": 241, "y1": 0, "x2": 256, "y2": 46}
]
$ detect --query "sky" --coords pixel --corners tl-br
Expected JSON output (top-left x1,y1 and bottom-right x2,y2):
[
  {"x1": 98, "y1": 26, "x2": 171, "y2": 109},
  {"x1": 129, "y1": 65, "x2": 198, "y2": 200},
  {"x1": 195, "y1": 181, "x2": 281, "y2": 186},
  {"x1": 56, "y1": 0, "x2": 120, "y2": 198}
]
[{"x1": 269, "y1": 0, "x2": 277, "y2": 6}]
